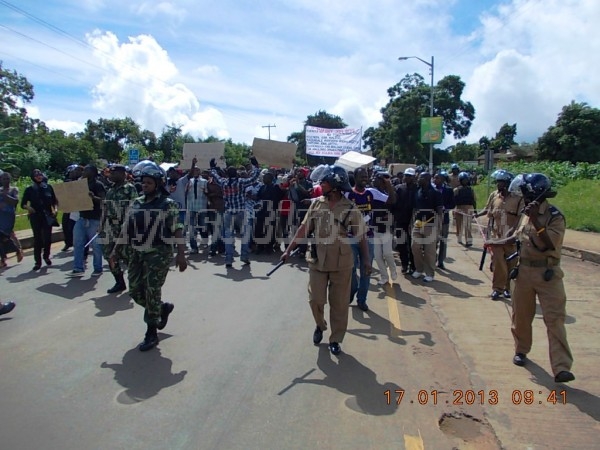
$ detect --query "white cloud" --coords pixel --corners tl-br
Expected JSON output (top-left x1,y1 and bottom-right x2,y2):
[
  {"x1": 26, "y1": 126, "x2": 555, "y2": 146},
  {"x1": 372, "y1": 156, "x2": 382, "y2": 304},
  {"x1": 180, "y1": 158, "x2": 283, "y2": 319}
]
[
  {"x1": 462, "y1": 0, "x2": 600, "y2": 143},
  {"x1": 85, "y1": 30, "x2": 227, "y2": 139}
]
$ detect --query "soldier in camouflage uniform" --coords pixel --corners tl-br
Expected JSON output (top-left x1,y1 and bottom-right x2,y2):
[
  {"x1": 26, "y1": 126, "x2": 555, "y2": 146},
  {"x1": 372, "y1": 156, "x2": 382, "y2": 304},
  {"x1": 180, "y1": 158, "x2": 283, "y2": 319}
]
[
  {"x1": 111, "y1": 161, "x2": 187, "y2": 352},
  {"x1": 100, "y1": 164, "x2": 138, "y2": 294}
]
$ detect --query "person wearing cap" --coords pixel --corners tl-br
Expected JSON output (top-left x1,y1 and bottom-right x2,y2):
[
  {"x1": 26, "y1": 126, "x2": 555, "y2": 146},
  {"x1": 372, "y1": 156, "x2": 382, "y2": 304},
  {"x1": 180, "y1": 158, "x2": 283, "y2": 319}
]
[
  {"x1": 99, "y1": 164, "x2": 138, "y2": 294},
  {"x1": 68, "y1": 165, "x2": 106, "y2": 277},
  {"x1": 392, "y1": 167, "x2": 418, "y2": 274},
  {"x1": 280, "y1": 165, "x2": 370, "y2": 356},
  {"x1": 20, "y1": 169, "x2": 58, "y2": 271}
]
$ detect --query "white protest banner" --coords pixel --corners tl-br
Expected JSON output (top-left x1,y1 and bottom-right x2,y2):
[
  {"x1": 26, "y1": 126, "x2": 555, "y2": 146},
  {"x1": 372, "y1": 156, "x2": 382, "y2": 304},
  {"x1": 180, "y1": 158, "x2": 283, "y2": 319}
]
[
  {"x1": 182, "y1": 143, "x2": 225, "y2": 170},
  {"x1": 251, "y1": 138, "x2": 297, "y2": 168},
  {"x1": 53, "y1": 179, "x2": 94, "y2": 213},
  {"x1": 335, "y1": 151, "x2": 376, "y2": 171},
  {"x1": 305, "y1": 126, "x2": 362, "y2": 157}
]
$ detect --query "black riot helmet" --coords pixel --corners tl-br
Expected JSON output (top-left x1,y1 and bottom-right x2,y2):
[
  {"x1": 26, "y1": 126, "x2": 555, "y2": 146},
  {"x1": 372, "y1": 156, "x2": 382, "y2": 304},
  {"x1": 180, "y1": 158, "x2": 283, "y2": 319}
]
[
  {"x1": 132, "y1": 160, "x2": 169, "y2": 194},
  {"x1": 320, "y1": 165, "x2": 352, "y2": 192},
  {"x1": 509, "y1": 173, "x2": 556, "y2": 202}
]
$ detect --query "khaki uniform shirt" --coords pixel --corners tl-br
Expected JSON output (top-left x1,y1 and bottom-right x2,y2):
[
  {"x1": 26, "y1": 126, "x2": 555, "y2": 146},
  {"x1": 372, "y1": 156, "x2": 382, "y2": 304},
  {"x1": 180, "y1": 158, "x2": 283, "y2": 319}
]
[
  {"x1": 302, "y1": 196, "x2": 366, "y2": 272},
  {"x1": 448, "y1": 174, "x2": 460, "y2": 189},
  {"x1": 516, "y1": 201, "x2": 564, "y2": 263},
  {"x1": 484, "y1": 191, "x2": 524, "y2": 239}
]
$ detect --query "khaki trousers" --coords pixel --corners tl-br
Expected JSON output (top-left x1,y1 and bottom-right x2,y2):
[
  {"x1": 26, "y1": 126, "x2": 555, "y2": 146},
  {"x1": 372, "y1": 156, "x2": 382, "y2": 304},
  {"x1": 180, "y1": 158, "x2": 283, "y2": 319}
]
[
  {"x1": 455, "y1": 205, "x2": 473, "y2": 243},
  {"x1": 490, "y1": 243, "x2": 518, "y2": 292},
  {"x1": 411, "y1": 224, "x2": 437, "y2": 277},
  {"x1": 511, "y1": 265, "x2": 573, "y2": 375},
  {"x1": 308, "y1": 268, "x2": 352, "y2": 343}
]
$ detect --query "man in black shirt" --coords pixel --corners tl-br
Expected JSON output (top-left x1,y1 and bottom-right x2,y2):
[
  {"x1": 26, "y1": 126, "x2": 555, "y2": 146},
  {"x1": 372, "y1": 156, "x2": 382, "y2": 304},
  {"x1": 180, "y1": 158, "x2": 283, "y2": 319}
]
[
  {"x1": 68, "y1": 165, "x2": 106, "y2": 277},
  {"x1": 410, "y1": 172, "x2": 443, "y2": 282}
]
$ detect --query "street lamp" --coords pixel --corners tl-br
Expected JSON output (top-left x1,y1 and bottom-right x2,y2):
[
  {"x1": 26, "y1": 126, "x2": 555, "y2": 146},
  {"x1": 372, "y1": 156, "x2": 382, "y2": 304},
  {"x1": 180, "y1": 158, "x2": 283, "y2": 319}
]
[{"x1": 398, "y1": 55, "x2": 434, "y2": 173}]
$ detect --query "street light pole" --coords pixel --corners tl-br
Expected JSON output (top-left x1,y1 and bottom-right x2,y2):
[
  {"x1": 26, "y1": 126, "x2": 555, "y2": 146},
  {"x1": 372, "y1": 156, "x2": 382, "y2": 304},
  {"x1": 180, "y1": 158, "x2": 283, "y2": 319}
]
[{"x1": 398, "y1": 55, "x2": 435, "y2": 173}]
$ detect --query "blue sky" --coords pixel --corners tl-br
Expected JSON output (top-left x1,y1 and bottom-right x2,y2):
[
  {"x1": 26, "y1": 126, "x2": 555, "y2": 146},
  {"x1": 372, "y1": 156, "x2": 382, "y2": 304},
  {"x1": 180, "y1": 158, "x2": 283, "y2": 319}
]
[{"x1": 1, "y1": 0, "x2": 598, "y2": 152}]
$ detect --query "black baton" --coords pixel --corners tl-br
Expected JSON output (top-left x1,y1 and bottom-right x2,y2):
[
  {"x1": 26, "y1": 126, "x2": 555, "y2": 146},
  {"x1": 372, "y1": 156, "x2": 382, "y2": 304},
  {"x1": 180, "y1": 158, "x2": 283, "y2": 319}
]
[{"x1": 267, "y1": 248, "x2": 300, "y2": 276}]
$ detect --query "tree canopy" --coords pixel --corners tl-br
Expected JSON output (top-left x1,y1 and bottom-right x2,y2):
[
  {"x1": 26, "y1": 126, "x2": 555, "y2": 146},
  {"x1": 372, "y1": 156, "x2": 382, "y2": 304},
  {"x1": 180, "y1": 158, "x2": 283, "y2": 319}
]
[
  {"x1": 363, "y1": 73, "x2": 475, "y2": 165},
  {"x1": 537, "y1": 101, "x2": 600, "y2": 163}
]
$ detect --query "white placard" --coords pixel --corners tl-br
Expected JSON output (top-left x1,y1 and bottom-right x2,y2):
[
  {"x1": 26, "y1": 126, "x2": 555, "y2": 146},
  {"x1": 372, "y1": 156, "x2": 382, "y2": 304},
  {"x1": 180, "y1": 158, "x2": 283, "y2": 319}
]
[
  {"x1": 251, "y1": 138, "x2": 297, "y2": 168},
  {"x1": 182, "y1": 143, "x2": 225, "y2": 170}
]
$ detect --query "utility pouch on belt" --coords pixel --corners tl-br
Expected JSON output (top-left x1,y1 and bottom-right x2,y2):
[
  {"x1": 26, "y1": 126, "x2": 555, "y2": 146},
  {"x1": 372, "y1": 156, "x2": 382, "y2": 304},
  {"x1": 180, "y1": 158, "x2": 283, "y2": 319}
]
[
  {"x1": 509, "y1": 267, "x2": 519, "y2": 280},
  {"x1": 543, "y1": 268, "x2": 554, "y2": 282}
]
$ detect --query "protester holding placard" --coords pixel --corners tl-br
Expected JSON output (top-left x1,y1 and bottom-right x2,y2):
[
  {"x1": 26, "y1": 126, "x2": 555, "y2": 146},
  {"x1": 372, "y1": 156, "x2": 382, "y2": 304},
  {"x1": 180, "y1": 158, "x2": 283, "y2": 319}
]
[{"x1": 0, "y1": 171, "x2": 24, "y2": 267}]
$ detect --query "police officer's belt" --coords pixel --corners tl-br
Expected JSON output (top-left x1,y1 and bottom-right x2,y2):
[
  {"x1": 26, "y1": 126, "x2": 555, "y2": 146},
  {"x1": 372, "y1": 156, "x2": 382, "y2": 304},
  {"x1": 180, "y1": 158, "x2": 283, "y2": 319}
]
[{"x1": 519, "y1": 257, "x2": 560, "y2": 267}]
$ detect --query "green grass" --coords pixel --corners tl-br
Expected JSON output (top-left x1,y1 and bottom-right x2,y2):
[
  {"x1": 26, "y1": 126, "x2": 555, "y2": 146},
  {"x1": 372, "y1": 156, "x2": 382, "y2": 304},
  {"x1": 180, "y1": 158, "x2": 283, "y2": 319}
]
[{"x1": 474, "y1": 179, "x2": 600, "y2": 233}]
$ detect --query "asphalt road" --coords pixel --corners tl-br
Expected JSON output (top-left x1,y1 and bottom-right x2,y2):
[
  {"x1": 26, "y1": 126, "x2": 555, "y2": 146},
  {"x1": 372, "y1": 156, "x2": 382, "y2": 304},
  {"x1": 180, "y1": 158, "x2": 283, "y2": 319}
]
[{"x1": 1, "y1": 236, "x2": 599, "y2": 450}]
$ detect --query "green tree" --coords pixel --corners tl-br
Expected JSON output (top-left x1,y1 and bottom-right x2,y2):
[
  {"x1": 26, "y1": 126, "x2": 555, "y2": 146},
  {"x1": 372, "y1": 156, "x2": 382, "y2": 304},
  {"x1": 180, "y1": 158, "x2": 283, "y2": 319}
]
[
  {"x1": 81, "y1": 117, "x2": 157, "y2": 163},
  {"x1": 449, "y1": 141, "x2": 479, "y2": 162},
  {"x1": 489, "y1": 123, "x2": 517, "y2": 153},
  {"x1": 364, "y1": 73, "x2": 475, "y2": 165},
  {"x1": 288, "y1": 110, "x2": 347, "y2": 165},
  {"x1": 0, "y1": 61, "x2": 34, "y2": 127},
  {"x1": 537, "y1": 101, "x2": 600, "y2": 163}
]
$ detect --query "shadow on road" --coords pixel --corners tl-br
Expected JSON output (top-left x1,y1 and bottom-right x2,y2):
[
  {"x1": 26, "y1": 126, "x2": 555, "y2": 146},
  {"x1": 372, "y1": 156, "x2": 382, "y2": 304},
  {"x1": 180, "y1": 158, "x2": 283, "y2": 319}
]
[
  {"x1": 282, "y1": 346, "x2": 401, "y2": 416},
  {"x1": 213, "y1": 265, "x2": 270, "y2": 281},
  {"x1": 526, "y1": 359, "x2": 600, "y2": 422},
  {"x1": 37, "y1": 277, "x2": 100, "y2": 300},
  {"x1": 101, "y1": 343, "x2": 187, "y2": 404},
  {"x1": 89, "y1": 293, "x2": 134, "y2": 317},
  {"x1": 349, "y1": 306, "x2": 434, "y2": 347}
]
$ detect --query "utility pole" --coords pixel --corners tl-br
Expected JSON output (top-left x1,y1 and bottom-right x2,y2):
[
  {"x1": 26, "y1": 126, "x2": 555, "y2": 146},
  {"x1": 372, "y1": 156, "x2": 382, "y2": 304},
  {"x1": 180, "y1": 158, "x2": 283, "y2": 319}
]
[{"x1": 262, "y1": 124, "x2": 276, "y2": 140}]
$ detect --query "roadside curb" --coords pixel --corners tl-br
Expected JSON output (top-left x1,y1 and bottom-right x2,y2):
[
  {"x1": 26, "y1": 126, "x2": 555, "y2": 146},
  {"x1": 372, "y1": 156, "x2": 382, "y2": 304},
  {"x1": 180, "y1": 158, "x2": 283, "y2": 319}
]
[{"x1": 562, "y1": 245, "x2": 600, "y2": 264}]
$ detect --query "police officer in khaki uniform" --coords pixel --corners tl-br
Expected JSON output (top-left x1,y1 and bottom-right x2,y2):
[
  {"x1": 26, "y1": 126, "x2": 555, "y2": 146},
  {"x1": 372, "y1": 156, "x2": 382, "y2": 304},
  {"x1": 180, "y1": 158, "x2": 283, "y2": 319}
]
[
  {"x1": 281, "y1": 165, "x2": 370, "y2": 356},
  {"x1": 509, "y1": 173, "x2": 574, "y2": 383},
  {"x1": 475, "y1": 169, "x2": 524, "y2": 300}
]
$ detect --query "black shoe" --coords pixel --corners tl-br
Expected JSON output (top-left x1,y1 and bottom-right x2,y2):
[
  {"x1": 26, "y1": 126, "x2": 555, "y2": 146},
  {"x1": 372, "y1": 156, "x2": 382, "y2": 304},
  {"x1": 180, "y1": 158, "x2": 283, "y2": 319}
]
[
  {"x1": 44, "y1": 257, "x2": 52, "y2": 266},
  {"x1": 465, "y1": 242, "x2": 473, "y2": 247},
  {"x1": 107, "y1": 282, "x2": 127, "y2": 294},
  {"x1": 313, "y1": 327, "x2": 323, "y2": 345},
  {"x1": 241, "y1": 258, "x2": 251, "y2": 265},
  {"x1": 437, "y1": 263, "x2": 446, "y2": 270},
  {"x1": 157, "y1": 303, "x2": 174, "y2": 330},
  {"x1": 139, "y1": 326, "x2": 159, "y2": 352},
  {"x1": 401, "y1": 266, "x2": 410, "y2": 274},
  {"x1": 61, "y1": 245, "x2": 71, "y2": 252},
  {"x1": 329, "y1": 342, "x2": 342, "y2": 355},
  {"x1": 513, "y1": 353, "x2": 527, "y2": 366},
  {"x1": 33, "y1": 264, "x2": 41, "y2": 271},
  {"x1": 107, "y1": 274, "x2": 126, "y2": 294},
  {"x1": 209, "y1": 250, "x2": 217, "y2": 257},
  {"x1": 358, "y1": 301, "x2": 369, "y2": 312},
  {"x1": 491, "y1": 290, "x2": 501, "y2": 301},
  {"x1": 503, "y1": 290, "x2": 511, "y2": 299},
  {"x1": 554, "y1": 371, "x2": 575, "y2": 383},
  {"x1": 0, "y1": 301, "x2": 16, "y2": 316},
  {"x1": 225, "y1": 263, "x2": 233, "y2": 269}
]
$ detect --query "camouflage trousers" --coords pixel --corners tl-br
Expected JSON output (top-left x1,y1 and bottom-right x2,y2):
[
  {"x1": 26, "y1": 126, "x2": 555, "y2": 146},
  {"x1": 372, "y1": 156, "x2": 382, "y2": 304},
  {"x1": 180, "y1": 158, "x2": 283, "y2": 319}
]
[
  {"x1": 128, "y1": 246, "x2": 172, "y2": 325},
  {"x1": 100, "y1": 226, "x2": 129, "y2": 276}
]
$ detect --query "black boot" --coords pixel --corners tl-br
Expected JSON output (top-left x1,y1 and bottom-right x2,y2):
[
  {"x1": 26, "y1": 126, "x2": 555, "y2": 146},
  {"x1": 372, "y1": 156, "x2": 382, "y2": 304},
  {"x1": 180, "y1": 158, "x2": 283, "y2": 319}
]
[
  {"x1": 138, "y1": 325, "x2": 159, "y2": 352},
  {"x1": 107, "y1": 273, "x2": 127, "y2": 294},
  {"x1": 157, "y1": 303, "x2": 175, "y2": 330}
]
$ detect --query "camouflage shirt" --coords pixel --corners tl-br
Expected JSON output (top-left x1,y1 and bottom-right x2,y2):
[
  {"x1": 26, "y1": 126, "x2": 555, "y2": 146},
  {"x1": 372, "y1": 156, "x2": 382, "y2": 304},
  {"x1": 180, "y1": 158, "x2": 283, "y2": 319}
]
[{"x1": 103, "y1": 182, "x2": 138, "y2": 228}]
